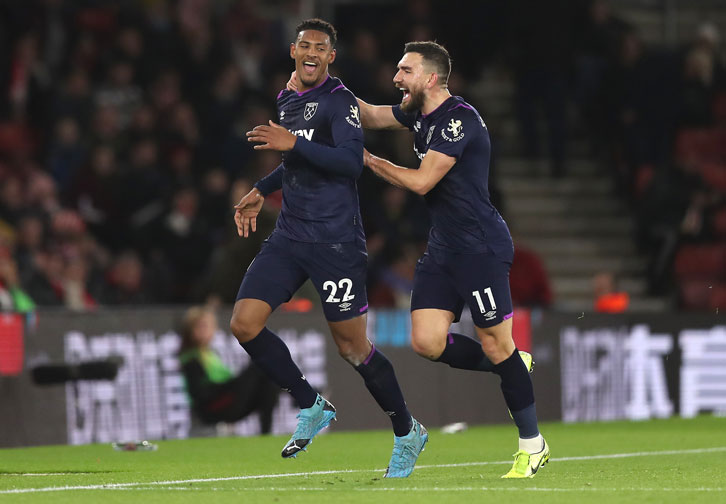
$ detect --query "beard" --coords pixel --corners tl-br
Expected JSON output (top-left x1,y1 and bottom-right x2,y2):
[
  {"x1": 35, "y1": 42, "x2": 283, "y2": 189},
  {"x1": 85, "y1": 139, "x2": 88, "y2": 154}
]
[
  {"x1": 400, "y1": 86, "x2": 425, "y2": 113},
  {"x1": 299, "y1": 71, "x2": 320, "y2": 88}
]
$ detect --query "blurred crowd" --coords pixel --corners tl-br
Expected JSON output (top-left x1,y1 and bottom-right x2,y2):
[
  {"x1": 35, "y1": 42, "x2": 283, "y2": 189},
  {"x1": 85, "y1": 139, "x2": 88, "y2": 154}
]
[{"x1": 0, "y1": 0, "x2": 724, "y2": 312}]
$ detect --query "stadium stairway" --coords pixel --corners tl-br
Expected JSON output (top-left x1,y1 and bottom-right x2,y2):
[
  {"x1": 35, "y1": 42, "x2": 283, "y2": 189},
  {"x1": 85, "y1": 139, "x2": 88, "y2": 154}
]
[
  {"x1": 496, "y1": 157, "x2": 669, "y2": 312},
  {"x1": 472, "y1": 71, "x2": 669, "y2": 313}
]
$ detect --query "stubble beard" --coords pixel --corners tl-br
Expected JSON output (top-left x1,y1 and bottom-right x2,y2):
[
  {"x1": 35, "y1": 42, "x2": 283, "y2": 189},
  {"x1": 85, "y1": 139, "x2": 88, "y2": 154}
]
[{"x1": 401, "y1": 87, "x2": 425, "y2": 113}]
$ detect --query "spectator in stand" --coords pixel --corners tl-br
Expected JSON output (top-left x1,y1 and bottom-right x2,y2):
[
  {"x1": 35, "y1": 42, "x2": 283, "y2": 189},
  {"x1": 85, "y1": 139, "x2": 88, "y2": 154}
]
[
  {"x1": 102, "y1": 250, "x2": 151, "y2": 305},
  {"x1": 47, "y1": 117, "x2": 86, "y2": 195},
  {"x1": 0, "y1": 244, "x2": 35, "y2": 314},
  {"x1": 13, "y1": 213, "x2": 45, "y2": 286},
  {"x1": 52, "y1": 68, "x2": 94, "y2": 128},
  {"x1": 593, "y1": 271, "x2": 629, "y2": 313},
  {"x1": 368, "y1": 244, "x2": 419, "y2": 309},
  {"x1": 678, "y1": 47, "x2": 717, "y2": 127},
  {"x1": 510, "y1": 244, "x2": 553, "y2": 308},
  {"x1": 70, "y1": 144, "x2": 125, "y2": 251},
  {"x1": 159, "y1": 186, "x2": 210, "y2": 301},
  {"x1": 94, "y1": 59, "x2": 143, "y2": 129},
  {"x1": 178, "y1": 305, "x2": 279, "y2": 433},
  {"x1": 200, "y1": 178, "x2": 277, "y2": 304},
  {"x1": 0, "y1": 177, "x2": 25, "y2": 227}
]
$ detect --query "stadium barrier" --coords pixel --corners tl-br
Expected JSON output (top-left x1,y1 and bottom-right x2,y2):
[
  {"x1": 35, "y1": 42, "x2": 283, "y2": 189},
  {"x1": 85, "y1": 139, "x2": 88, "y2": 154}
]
[{"x1": 0, "y1": 308, "x2": 723, "y2": 447}]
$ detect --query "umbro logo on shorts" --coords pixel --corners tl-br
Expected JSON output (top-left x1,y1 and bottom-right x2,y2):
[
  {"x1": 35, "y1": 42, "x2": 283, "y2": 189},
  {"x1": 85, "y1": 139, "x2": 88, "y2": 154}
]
[{"x1": 484, "y1": 310, "x2": 497, "y2": 320}]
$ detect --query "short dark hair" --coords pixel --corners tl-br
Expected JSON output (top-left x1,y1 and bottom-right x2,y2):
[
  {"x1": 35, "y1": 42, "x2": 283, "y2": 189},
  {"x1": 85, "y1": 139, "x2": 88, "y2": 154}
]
[
  {"x1": 404, "y1": 41, "x2": 451, "y2": 86},
  {"x1": 295, "y1": 18, "x2": 337, "y2": 47}
]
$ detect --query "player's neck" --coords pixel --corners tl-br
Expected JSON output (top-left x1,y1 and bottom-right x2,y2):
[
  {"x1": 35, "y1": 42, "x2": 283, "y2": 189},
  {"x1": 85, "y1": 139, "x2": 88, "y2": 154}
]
[
  {"x1": 421, "y1": 87, "x2": 452, "y2": 115},
  {"x1": 298, "y1": 74, "x2": 330, "y2": 93}
]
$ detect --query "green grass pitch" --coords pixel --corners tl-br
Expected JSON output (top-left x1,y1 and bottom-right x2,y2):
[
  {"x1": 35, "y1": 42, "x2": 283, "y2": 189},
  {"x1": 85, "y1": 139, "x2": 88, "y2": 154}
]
[{"x1": 1, "y1": 416, "x2": 724, "y2": 503}]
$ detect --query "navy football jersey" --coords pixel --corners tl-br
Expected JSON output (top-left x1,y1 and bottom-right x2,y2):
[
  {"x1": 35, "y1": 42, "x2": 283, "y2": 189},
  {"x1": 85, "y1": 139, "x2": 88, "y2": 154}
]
[
  {"x1": 393, "y1": 96, "x2": 512, "y2": 255},
  {"x1": 275, "y1": 76, "x2": 365, "y2": 243}
]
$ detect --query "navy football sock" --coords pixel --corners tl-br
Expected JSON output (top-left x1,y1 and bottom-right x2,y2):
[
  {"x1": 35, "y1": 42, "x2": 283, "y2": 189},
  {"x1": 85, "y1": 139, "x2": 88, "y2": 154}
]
[
  {"x1": 355, "y1": 345, "x2": 412, "y2": 437},
  {"x1": 435, "y1": 332, "x2": 495, "y2": 372},
  {"x1": 493, "y1": 348, "x2": 539, "y2": 438},
  {"x1": 241, "y1": 327, "x2": 318, "y2": 409}
]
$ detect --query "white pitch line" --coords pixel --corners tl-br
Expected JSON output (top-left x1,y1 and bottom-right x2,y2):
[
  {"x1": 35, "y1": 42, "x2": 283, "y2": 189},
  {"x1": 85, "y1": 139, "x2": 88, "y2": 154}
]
[
  {"x1": 1, "y1": 446, "x2": 725, "y2": 495},
  {"x1": 95, "y1": 486, "x2": 726, "y2": 493}
]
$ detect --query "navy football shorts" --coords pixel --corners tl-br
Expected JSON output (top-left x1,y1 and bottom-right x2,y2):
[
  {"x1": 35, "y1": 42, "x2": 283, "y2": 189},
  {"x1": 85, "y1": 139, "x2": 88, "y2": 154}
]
[
  {"x1": 410, "y1": 246, "x2": 514, "y2": 328},
  {"x1": 237, "y1": 232, "x2": 369, "y2": 322}
]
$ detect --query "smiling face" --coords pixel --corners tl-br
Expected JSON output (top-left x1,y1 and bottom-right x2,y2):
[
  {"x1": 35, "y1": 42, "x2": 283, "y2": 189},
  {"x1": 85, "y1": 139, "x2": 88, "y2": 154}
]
[
  {"x1": 393, "y1": 52, "x2": 431, "y2": 113},
  {"x1": 291, "y1": 29, "x2": 336, "y2": 90}
]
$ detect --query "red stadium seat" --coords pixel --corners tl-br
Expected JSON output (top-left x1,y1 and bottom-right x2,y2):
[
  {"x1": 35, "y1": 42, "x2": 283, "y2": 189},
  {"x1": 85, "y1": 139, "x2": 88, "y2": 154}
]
[
  {"x1": 0, "y1": 122, "x2": 34, "y2": 156},
  {"x1": 708, "y1": 283, "x2": 726, "y2": 310},
  {"x1": 634, "y1": 164, "x2": 655, "y2": 199},
  {"x1": 679, "y1": 279, "x2": 714, "y2": 309},
  {"x1": 673, "y1": 244, "x2": 726, "y2": 279},
  {"x1": 675, "y1": 128, "x2": 726, "y2": 164},
  {"x1": 697, "y1": 162, "x2": 726, "y2": 194},
  {"x1": 712, "y1": 207, "x2": 726, "y2": 239},
  {"x1": 714, "y1": 92, "x2": 726, "y2": 125}
]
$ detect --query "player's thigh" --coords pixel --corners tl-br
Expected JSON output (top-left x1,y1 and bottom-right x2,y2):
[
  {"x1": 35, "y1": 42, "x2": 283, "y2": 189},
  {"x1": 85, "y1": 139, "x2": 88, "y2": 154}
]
[
  {"x1": 306, "y1": 241, "x2": 369, "y2": 322},
  {"x1": 452, "y1": 251, "x2": 514, "y2": 330},
  {"x1": 410, "y1": 251, "x2": 462, "y2": 358},
  {"x1": 410, "y1": 250, "x2": 463, "y2": 318},
  {"x1": 235, "y1": 233, "x2": 308, "y2": 315},
  {"x1": 410, "y1": 308, "x2": 456, "y2": 359}
]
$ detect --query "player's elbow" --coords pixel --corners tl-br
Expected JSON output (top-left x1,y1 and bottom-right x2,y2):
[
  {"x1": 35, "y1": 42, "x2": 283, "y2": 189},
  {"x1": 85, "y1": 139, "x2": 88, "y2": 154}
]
[{"x1": 411, "y1": 179, "x2": 434, "y2": 196}]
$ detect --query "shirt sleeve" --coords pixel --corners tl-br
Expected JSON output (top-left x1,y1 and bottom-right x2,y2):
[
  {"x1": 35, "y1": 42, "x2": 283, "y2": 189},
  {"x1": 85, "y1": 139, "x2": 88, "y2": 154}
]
[
  {"x1": 254, "y1": 164, "x2": 284, "y2": 196},
  {"x1": 392, "y1": 104, "x2": 416, "y2": 131},
  {"x1": 426, "y1": 110, "x2": 473, "y2": 160},
  {"x1": 290, "y1": 90, "x2": 364, "y2": 178}
]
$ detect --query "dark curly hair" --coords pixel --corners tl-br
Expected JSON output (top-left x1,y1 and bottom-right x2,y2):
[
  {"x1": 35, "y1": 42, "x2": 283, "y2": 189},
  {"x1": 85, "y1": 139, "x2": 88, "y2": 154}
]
[{"x1": 295, "y1": 18, "x2": 337, "y2": 47}]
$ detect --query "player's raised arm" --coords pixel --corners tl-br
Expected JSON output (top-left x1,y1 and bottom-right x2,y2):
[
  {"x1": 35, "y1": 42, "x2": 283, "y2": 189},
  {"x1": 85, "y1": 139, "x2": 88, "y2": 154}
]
[
  {"x1": 356, "y1": 99, "x2": 408, "y2": 130},
  {"x1": 285, "y1": 70, "x2": 406, "y2": 130}
]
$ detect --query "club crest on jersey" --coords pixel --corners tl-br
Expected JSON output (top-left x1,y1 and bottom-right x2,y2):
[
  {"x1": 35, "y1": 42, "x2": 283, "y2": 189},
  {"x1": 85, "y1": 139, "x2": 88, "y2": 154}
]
[
  {"x1": 346, "y1": 105, "x2": 361, "y2": 128},
  {"x1": 441, "y1": 118, "x2": 464, "y2": 142},
  {"x1": 304, "y1": 102, "x2": 318, "y2": 121}
]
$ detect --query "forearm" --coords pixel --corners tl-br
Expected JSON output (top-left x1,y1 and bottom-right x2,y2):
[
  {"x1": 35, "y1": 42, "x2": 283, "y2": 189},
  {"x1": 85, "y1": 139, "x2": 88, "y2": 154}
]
[
  {"x1": 357, "y1": 99, "x2": 404, "y2": 130},
  {"x1": 292, "y1": 138, "x2": 363, "y2": 177},
  {"x1": 254, "y1": 164, "x2": 284, "y2": 196},
  {"x1": 366, "y1": 152, "x2": 425, "y2": 194}
]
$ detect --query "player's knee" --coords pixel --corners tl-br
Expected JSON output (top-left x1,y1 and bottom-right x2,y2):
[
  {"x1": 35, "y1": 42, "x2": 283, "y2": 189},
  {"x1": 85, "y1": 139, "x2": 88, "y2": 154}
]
[
  {"x1": 229, "y1": 314, "x2": 263, "y2": 344},
  {"x1": 479, "y1": 333, "x2": 498, "y2": 355},
  {"x1": 337, "y1": 345, "x2": 359, "y2": 365},
  {"x1": 477, "y1": 327, "x2": 514, "y2": 362},
  {"x1": 410, "y1": 330, "x2": 444, "y2": 360}
]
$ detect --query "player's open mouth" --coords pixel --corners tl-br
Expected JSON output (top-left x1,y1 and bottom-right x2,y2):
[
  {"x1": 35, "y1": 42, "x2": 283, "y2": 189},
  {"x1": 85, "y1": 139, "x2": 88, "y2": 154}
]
[
  {"x1": 400, "y1": 88, "x2": 410, "y2": 103},
  {"x1": 303, "y1": 61, "x2": 318, "y2": 75}
]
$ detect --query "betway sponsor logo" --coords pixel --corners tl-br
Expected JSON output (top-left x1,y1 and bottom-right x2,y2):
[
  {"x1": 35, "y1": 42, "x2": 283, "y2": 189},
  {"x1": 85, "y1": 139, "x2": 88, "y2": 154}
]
[{"x1": 290, "y1": 129, "x2": 314, "y2": 141}]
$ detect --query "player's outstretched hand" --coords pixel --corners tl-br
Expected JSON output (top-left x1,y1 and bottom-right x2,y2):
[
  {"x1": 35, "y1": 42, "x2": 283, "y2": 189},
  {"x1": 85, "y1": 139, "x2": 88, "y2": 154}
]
[
  {"x1": 286, "y1": 71, "x2": 300, "y2": 92},
  {"x1": 234, "y1": 187, "x2": 265, "y2": 238},
  {"x1": 246, "y1": 121, "x2": 296, "y2": 151}
]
